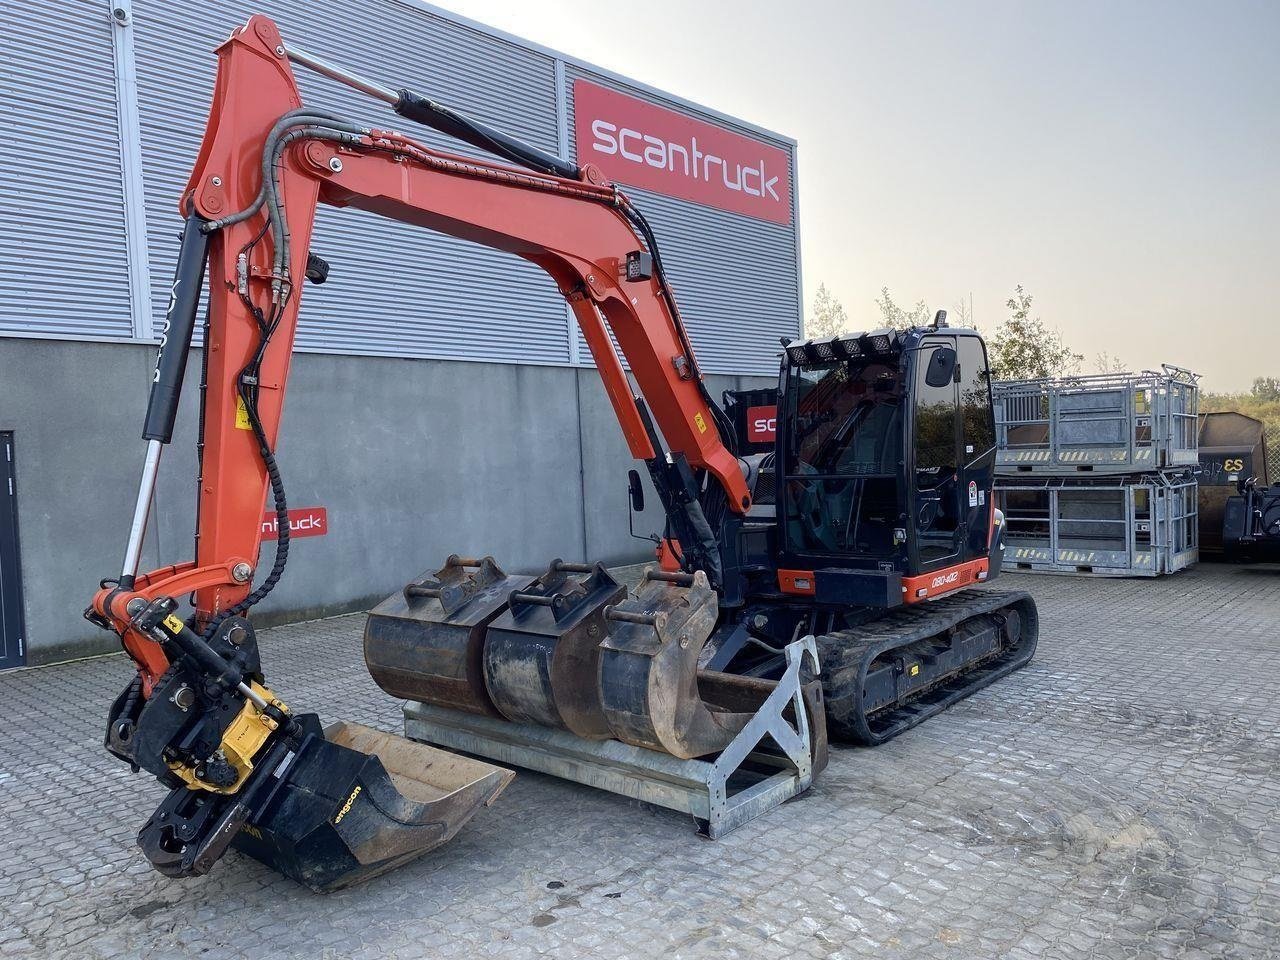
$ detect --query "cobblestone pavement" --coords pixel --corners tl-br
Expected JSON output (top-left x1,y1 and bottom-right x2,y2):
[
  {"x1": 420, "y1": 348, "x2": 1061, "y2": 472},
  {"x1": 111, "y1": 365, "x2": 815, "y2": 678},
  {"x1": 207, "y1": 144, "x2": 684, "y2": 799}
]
[{"x1": 2, "y1": 564, "x2": 1278, "y2": 959}]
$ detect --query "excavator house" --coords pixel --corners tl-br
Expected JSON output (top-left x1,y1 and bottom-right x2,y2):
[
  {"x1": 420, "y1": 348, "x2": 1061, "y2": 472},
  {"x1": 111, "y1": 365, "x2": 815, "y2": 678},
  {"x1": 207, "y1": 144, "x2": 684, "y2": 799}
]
[{"x1": 88, "y1": 16, "x2": 1039, "y2": 891}]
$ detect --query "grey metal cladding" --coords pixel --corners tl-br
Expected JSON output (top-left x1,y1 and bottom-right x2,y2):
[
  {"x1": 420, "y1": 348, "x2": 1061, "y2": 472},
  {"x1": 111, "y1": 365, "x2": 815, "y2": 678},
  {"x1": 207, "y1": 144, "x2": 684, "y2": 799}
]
[
  {"x1": 130, "y1": 0, "x2": 571, "y2": 363},
  {"x1": 564, "y1": 66, "x2": 800, "y2": 377},
  {"x1": 0, "y1": 6, "x2": 133, "y2": 339},
  {"x1": 5, "y1": 3, "x2": 798, "y2": 375}
]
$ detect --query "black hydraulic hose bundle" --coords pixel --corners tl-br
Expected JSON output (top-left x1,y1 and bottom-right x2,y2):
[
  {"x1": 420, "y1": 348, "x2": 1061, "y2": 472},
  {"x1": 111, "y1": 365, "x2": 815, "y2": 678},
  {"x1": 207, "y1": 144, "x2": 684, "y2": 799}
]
[
  {"x1": 196, "y1": 113, "x2": 369, "y2": 639},
  {"x1": 157, "y1": 110, "x2": 367, "y2": 639},
  {"x1": 393, "y1": 89, "x2": 580, "y2": 180}
]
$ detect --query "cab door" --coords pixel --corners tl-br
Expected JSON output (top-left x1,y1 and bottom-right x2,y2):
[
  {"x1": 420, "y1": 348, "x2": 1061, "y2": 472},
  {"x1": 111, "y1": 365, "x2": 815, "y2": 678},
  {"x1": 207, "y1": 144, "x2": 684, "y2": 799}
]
[
  {"x1": 911, "y1": 337, "x2": 964, "y2": 571},
  {"x1": 956, "y1": 336, "x2": 998, "y2": 560}
]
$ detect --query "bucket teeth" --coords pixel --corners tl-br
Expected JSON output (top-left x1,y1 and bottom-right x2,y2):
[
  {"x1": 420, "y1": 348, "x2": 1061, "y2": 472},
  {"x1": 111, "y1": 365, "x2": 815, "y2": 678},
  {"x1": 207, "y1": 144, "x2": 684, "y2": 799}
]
[{"x1": 364, "y1": 555, "x2": 534, "y2": 716}]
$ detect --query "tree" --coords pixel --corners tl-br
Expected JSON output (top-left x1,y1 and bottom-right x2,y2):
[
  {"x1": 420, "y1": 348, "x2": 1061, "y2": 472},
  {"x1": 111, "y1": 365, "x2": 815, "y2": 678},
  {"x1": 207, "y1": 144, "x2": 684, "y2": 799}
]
[
  {"x1": 805, "y1": 283, "x2": 849, "y2": 339},
  {"x1": 987, "y1": 285, "x2": 1083, "y2": 382},
  {"x1": 1093, "y1": 351, "x2": 1128, "y2": 375},
  {"x1": 1252, "y1": 377, "x2": 1280, "y2": 402},
  {"x1": 875, "y1": 287, "x2": 931, "y2": 330}
]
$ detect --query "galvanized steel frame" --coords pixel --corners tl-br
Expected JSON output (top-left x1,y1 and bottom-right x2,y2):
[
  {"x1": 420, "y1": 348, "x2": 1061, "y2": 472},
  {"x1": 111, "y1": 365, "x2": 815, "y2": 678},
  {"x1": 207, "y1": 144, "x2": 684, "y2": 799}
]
[
  {"x1": 997, "y1": 473, "x2": 1198, "y2": 577},
  {"x1": 994, "y1": 366, "x2": 1200, "y2": 475},
  {"x1": 403, "y1": 636, "x2": 820, "y2": 838}
]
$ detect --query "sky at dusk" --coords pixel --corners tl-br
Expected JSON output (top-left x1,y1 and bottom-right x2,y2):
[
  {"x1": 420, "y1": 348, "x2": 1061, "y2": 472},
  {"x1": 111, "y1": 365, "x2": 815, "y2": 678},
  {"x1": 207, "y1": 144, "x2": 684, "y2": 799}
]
[{"x1": 446, "y1": 0, "x2": 1277, "y2": 391}]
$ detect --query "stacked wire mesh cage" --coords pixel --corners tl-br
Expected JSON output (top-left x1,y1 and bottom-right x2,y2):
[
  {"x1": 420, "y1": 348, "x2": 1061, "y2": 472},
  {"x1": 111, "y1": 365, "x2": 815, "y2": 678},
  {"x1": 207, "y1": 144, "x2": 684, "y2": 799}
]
[{"x1": 992, "y1": 365, "x2": 1199, "y2": 576}]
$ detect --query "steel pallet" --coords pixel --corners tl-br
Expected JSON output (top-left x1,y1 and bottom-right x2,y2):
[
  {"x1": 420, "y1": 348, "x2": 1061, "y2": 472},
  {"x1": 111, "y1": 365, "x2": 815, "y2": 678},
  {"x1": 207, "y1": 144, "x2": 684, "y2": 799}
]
[{"x1": 403, "y1": 636, "x2": 821, "y2": 838}]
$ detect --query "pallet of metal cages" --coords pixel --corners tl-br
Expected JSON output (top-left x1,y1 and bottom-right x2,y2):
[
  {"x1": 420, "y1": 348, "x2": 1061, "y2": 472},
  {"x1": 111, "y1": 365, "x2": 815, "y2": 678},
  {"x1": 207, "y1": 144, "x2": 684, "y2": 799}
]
[
  {"x1": 994, "y1": 365, "x2": 1199, "y2": 475},
  {"x1": 996, "y1": 473, "x2": 1198, "y2": 576}
]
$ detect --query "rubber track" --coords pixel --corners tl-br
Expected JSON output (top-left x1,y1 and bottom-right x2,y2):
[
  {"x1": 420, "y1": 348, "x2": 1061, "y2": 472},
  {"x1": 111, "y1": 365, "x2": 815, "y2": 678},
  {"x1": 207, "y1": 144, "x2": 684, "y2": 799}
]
[{"x1": 816, "y1": 589, "x2": 1039, "y2": 746}]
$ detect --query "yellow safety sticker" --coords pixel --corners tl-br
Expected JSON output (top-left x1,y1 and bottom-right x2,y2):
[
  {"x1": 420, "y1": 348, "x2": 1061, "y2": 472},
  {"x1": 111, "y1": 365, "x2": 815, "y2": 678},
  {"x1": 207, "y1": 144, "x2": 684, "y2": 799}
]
[
  {"x1": 163, "y1": 614, "x2": 185, "y2": 634},
  {"x1": 694, "y1": 412, "x2": 708, "y2": 434},
  {"x1": 235, "y1": 396, "x2": 253, "y2": 431},
  {"x1": 909, "y1": 664, "x2": 920, "y2": 677}
]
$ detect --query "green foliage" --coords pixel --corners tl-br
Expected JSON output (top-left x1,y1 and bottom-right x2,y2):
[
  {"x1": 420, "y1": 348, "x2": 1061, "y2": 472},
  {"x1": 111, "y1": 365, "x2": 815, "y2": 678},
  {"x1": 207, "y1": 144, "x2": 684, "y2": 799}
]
[
  {"x1": 805, "y1": 283, "x2": 850, "y2": 339},
  {"x1": 1201, "y1": 389, "x2": 1280, "y2": 433},
  {"x1": 875, "y1": 287, "x2": 931, "y2": 330},
  {"x1": 1251, "y1": 377, "x2": 1280, "y2": 403},
  {"x1": 987, "y1": 285, "x2": 1083, "y2": 381}
]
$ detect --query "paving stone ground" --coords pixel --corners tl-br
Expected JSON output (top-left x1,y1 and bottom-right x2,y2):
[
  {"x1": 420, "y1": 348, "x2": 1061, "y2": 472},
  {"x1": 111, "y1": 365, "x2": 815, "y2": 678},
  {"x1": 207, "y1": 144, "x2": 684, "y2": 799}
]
[{"x1": 1, "y1": 564, "x2": 1278, "y2": 959}]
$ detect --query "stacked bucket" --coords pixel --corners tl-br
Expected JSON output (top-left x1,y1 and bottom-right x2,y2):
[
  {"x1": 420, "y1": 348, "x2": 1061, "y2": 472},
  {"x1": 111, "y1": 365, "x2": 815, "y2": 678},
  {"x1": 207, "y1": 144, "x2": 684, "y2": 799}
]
[{"x1": 992, "y1": 365, "x2": 1200, "y2": 577}]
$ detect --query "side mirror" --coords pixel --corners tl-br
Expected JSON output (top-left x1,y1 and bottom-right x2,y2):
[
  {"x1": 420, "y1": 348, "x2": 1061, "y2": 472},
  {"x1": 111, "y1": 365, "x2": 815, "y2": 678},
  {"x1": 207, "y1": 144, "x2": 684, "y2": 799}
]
[
  {"x1": 924, "y1": 346, "x2": 957, "y2": 388},
  {"x1": 628, "y1": 469, "x2": 645, "y2": 512}
]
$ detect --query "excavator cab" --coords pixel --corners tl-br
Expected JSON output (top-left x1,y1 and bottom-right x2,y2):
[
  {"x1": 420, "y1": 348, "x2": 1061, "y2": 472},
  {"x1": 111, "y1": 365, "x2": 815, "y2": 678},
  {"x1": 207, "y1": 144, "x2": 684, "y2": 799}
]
[
  {"x1": 771, "y1": 325, "x2": 1003, "y2": 605},
  {"x1": 708, "y1": 324, "x2": 1034, "y2": 745}
]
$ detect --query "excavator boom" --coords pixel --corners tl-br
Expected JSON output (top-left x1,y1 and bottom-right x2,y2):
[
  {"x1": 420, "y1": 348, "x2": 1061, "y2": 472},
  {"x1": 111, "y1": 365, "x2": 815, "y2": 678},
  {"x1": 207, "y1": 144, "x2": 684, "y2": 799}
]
[{"x1": 95, "y1": 16, "x2": 748, "y2": 668}]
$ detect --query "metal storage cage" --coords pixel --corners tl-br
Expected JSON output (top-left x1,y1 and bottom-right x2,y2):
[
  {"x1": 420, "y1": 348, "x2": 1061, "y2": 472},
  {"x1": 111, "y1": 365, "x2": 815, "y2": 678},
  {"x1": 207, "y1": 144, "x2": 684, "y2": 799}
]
[
  {"x1": 996, "y1": 473, "x2": 1198, "y2": 576},
  {"x1": 994, "y1": 365, "x2": 1199, "y2": 475}
]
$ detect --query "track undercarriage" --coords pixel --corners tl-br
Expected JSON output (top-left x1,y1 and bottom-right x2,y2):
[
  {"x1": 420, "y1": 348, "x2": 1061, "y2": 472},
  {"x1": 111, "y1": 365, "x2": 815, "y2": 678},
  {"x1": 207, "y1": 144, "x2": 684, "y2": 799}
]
[
  {"x1": 706, "y1": 590, "x2": 1039, "y2": 746},
  {"x1": 813, "y1": 590, "x2": 1038, "y2": 744}
]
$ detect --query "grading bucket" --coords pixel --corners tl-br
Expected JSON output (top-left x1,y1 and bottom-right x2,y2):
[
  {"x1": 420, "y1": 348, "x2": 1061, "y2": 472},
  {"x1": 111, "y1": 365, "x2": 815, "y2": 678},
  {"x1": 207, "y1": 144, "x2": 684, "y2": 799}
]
[{"x1": 227, "y1": 720, "x2": 512, "y2": 891}]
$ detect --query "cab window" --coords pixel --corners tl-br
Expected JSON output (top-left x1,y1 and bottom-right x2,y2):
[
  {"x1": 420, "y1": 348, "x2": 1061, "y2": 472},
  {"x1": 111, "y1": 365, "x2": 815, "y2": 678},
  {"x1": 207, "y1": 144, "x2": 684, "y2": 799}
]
[
  {"x1": 913, "y1": 344, "x2": 958, "y2": 485},
  {"x1": 958, "y1": 337, "x2": 995, "y2": 463}
]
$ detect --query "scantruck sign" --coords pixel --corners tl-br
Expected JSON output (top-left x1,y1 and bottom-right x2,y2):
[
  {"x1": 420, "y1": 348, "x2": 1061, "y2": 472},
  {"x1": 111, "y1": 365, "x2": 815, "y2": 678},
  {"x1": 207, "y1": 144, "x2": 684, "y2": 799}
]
[
  {"x1": 574, "y1": 80, "x2": 792, "y2": 225},
  {"x1": 261, "y1": 506, "x2": 328, "y2": 539}
]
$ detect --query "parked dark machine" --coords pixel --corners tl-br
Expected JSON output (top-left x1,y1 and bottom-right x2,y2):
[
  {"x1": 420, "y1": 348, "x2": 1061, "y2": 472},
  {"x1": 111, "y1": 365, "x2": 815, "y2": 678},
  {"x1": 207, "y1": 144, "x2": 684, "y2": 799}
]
[
  {"x1": 1197, "y1": 412, "x2": 1270, "y2": 555},
  {"x1": 1223, "y1": 479, "x2": 1280, "y2": 563},
  {"x1": 695, "y1": 324, "x2": 1038, "y2": 743}
]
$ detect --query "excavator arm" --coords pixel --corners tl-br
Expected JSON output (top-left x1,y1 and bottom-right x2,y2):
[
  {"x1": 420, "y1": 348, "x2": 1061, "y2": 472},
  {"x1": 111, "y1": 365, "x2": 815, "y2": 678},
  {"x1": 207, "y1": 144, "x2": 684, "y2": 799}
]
[{"x1": 91, "y1": 15, "x2": 749, "y2": 690}]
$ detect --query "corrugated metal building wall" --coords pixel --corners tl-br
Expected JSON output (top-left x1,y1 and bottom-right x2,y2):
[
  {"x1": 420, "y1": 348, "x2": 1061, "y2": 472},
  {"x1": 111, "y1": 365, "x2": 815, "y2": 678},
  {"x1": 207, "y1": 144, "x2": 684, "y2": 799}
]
[
  {"x1": 0, "y1": 6, "x2": 135, "y2": 340},
  {"x1": 2, "y1": 0, "x2": 799, "y2": 373}
]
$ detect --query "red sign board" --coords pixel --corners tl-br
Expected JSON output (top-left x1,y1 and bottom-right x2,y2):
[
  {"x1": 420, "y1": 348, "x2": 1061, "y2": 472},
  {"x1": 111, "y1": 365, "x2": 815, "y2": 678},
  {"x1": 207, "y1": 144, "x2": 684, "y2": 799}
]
[
  {"x1": 746, "y1": 405, "x2": 778, "y2": 443},
  {"x1": 261, "y1": 506, "x2": 327, "y2": 539},
  {"x1": 573, "y1": 80, "x2": 792, "y2": 225}
]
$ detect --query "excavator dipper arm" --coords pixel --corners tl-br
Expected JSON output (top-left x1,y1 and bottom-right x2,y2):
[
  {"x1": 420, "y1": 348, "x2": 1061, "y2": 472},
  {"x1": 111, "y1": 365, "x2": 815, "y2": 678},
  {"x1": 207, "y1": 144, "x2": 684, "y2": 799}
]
[{"x1": 91, "y1": 15, "x2": 749, "y2": 689}]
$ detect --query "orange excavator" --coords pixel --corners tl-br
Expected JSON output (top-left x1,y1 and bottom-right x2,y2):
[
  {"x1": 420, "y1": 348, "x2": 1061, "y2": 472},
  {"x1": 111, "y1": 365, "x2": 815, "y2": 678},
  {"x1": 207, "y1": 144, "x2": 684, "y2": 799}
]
[{"x1": 87, "y1": 16, "x2": 1038, "y2": 891}]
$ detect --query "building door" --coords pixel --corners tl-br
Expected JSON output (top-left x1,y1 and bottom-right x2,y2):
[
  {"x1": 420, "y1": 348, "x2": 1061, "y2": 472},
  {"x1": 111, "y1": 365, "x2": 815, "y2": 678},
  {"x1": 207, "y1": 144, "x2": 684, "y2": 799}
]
[{"x1": 1, "y1": 433, "x2": 27, "y2": 669}]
